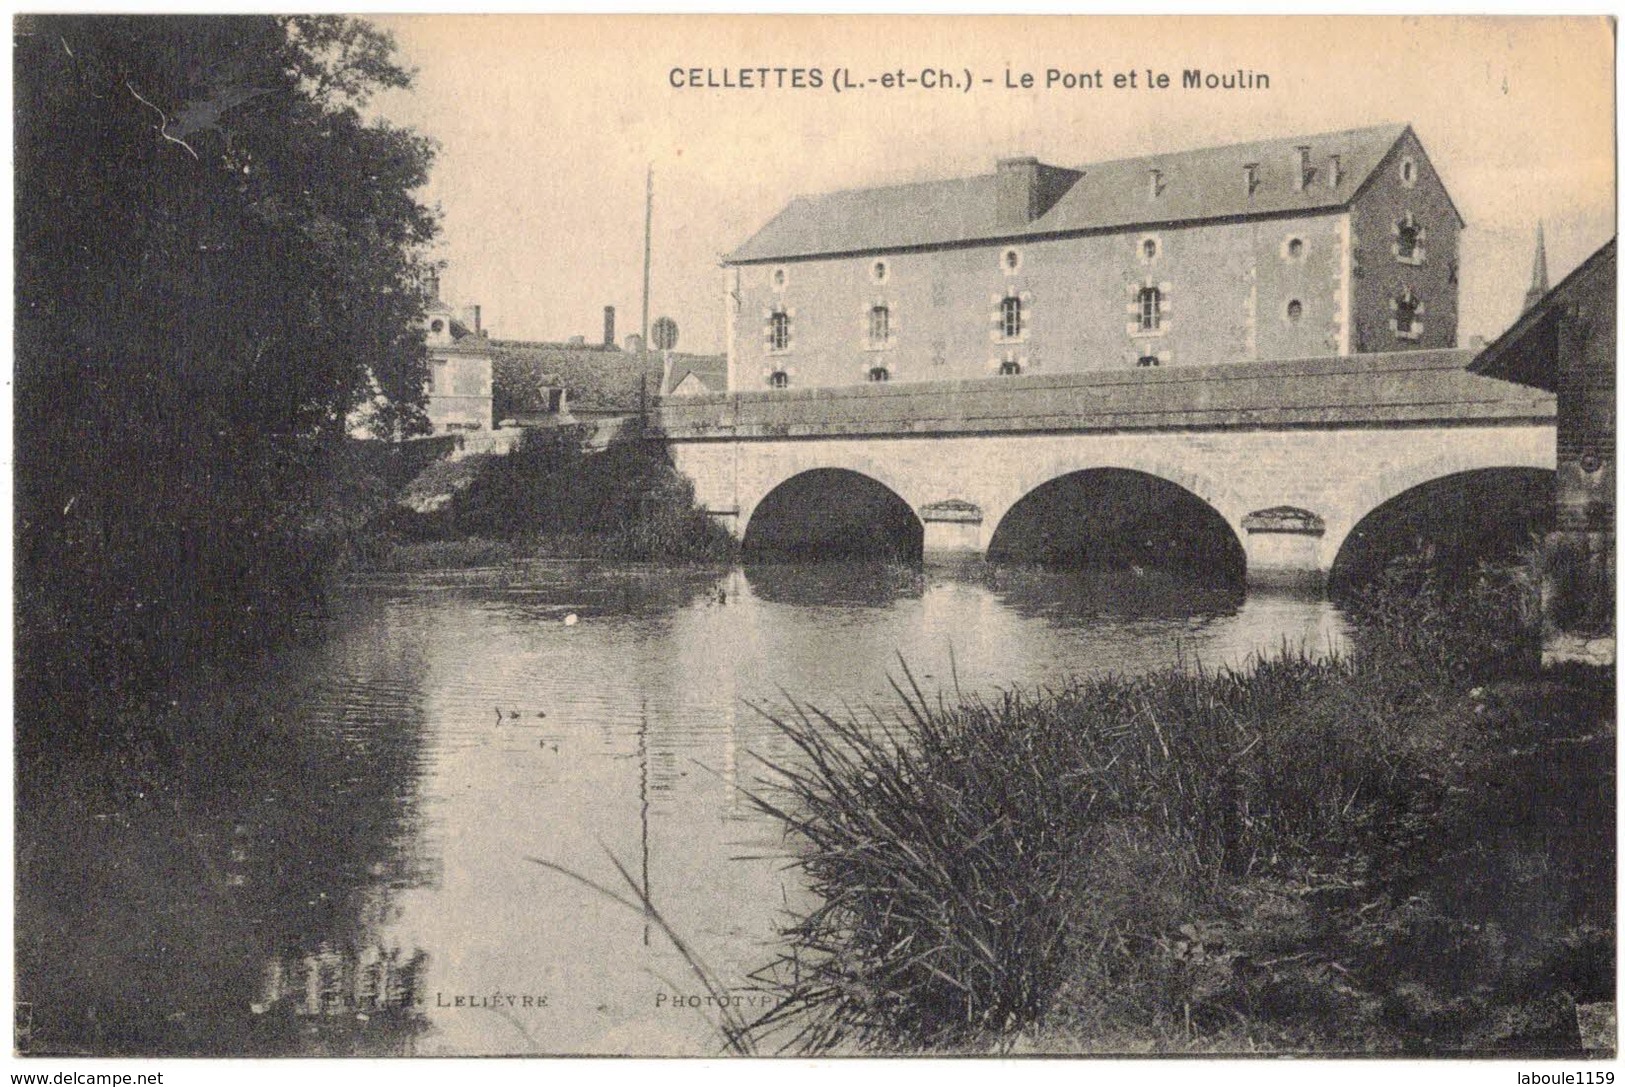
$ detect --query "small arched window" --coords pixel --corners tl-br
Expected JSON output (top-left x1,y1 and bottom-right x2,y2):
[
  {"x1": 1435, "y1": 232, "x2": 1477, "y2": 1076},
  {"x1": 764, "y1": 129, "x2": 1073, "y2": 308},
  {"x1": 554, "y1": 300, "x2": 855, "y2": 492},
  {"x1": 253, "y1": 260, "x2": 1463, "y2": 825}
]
[
  {"x1": 1142, "y1": 238, "x2": 1158, "y2": 261},
  {"x1": 1137, "y1": 287, "x2": 1162, "y2": 332},
  {"x1": 768, "y1": 370, "x2": 789, "y2": 389},
  {"x1": 1397, "y1": 216, "x2": 1421, "y2": 261},
  {"x1": 868, "y1": 304, "x2": 890, "y2": 347},
  {"x1": 1136, "y1": 355, "x2": 1161, "y2": 368},
  {"x1": 1286, "y1": 299, "x2": 1303, "y2": 323},
  {"x1": 998, "y1": 359, "x2": 1021, "y2": 376},
  {"x1": 1000, "y1": 296, "x2": 1023, "y2": 340},
  {"x1": 430, "y1": 319, "x2": 445, "y2": 333},
  {"x1": 1287, "y1": 238, "x2": 1305, "y2": 259},
  {"x1": 867, "y1": 366, "x2": 890, "y2": 383},
  {"x1": 1394, "y1": 292, "x2": 1419, "y2": 335},
  {"x1": 769, "y1": 311, "x2": 791, "y2": 352}
]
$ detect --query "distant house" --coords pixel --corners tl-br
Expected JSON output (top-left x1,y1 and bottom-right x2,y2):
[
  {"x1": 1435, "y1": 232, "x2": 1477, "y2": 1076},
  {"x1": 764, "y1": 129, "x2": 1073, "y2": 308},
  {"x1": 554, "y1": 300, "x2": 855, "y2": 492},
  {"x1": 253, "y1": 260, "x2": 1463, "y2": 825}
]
[
  {"x1": 423, "y1": 280, "x2": 493, "y2": 434},
  {"x1": 1470, "y1": 234, "x2": 1615, "y2": 664},
  {"x1": 664, "y1": 352, "x2": 729, "y2": 397},
  {"x1": 490, "y1": 341, "x2": 659, "y2": 424}
]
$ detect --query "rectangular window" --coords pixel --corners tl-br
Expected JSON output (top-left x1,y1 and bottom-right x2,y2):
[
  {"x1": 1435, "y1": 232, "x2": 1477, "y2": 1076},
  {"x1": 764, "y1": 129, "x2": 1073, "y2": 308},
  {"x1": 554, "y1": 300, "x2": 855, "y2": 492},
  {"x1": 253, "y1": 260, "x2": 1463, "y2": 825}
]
[
  {"x1": 868, "y1": 305, "x2": 890, "y2": 347},
  {"x1": 1000, "y1": 296, "x2": 1022, "y2": 340},
  {"x1": 769, "y1": 311, "x2": 791, "y2": 352},
  {"x1": 1138, "y1": 287, "x2": 1162, "y2": 332}
]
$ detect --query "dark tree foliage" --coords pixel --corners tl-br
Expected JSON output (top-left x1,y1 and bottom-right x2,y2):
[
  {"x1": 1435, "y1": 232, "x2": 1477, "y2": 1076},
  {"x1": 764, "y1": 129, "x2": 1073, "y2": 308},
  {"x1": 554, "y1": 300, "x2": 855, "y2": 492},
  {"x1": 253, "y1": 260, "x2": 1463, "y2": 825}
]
[{"x1": 15, "y1": 16, "x2": 438, "y2": 729}]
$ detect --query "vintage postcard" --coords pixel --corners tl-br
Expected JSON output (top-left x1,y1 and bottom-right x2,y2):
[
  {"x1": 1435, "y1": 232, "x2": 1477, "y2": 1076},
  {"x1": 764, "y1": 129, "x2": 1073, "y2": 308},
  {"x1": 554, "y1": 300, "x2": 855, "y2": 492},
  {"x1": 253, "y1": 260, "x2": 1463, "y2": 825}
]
[{"x1": 11, "y1": 12, "x2": 1616, "y2": 1076}]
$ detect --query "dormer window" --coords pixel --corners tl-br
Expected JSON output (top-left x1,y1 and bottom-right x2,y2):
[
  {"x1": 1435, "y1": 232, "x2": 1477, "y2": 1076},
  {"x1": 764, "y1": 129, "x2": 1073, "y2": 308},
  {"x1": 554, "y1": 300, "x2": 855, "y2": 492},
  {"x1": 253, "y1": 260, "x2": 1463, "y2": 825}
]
[{"x1": 1328, "y1": 154, "x2": 1343, "y2": 188}]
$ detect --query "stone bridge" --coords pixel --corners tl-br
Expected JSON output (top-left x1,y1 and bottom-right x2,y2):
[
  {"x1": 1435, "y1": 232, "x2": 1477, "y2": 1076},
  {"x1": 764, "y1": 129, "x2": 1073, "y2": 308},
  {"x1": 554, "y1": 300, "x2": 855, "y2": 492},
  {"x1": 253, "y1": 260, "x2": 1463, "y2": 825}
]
[{"x1": 655, "y1": 350, "x2": 1556, "y2": 585}]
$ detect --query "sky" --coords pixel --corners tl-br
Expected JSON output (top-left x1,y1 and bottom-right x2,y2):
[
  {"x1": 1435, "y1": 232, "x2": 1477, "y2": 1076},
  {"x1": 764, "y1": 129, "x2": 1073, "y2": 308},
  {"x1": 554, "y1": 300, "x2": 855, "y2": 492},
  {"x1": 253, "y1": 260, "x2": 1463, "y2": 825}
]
[{"x1": 368, "y1": 15, "x2": 1615, "y2": 355}]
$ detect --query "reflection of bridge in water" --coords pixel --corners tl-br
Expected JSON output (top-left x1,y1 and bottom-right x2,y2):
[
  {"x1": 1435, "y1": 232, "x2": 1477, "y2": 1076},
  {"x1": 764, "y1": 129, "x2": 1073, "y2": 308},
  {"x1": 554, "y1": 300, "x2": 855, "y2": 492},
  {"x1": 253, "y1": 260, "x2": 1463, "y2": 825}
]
[{"x1": 657, "y1": 350, "x2": 1556, "y2": 589}]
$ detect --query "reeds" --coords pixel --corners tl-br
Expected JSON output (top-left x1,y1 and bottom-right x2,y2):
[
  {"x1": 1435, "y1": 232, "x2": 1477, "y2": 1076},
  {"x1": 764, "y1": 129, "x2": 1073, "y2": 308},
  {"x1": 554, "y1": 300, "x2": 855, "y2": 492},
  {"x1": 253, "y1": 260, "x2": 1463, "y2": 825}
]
[{"x1": 739, "y1": 570, "x2": 1605, "y2": 1056}]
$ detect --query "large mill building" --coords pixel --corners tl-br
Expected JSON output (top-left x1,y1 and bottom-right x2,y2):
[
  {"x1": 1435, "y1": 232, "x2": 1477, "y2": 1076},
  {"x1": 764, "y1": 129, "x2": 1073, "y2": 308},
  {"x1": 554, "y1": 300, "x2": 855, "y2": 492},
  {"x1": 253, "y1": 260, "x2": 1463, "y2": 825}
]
[{"x1": 723, "y1": 123, "x2": 1461, "y2": 390}]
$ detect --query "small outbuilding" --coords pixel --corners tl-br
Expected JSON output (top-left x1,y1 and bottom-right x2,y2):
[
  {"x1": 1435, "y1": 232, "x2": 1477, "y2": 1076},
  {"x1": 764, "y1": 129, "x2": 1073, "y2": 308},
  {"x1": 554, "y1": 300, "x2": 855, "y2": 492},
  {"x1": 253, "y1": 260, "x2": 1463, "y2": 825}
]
[{"x1": 1469, "y1": 235, "x2": 1615, "y2": 664}]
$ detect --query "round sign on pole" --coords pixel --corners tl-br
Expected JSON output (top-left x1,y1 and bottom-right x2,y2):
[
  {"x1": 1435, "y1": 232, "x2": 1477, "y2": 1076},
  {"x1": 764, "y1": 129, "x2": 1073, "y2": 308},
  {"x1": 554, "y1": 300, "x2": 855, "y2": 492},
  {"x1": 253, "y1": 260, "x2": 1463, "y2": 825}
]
[{"x1": 652, "y1": 316, "x2": 679, "y2": 352}]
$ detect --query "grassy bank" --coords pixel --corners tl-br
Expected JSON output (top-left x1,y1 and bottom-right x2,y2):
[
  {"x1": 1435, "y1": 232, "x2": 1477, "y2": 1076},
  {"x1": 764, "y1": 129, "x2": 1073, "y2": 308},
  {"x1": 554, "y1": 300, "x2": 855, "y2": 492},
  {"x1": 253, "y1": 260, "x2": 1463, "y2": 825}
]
[
  {"x1": 743, "y1": 564, "x2": 1614, "y2": 1055},
  {"x1": 356, "y1": 422, "x2": 736, "y2": 570}
]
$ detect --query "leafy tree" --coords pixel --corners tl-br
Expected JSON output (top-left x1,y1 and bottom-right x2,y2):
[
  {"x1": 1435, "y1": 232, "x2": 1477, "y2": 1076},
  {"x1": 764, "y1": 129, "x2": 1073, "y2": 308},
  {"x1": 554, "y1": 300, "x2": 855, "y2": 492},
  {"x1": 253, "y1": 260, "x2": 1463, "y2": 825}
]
[{"x1": 15, "y1": 16, "x2": 439, "y2": 728}]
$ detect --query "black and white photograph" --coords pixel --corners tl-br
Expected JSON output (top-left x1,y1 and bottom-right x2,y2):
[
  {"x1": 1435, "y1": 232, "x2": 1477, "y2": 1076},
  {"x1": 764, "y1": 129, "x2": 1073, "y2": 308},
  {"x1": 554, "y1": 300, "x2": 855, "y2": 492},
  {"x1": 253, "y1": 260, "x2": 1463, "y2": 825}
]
[{"x1": 11, "y1": 12, "x2": 1617, "y2": 1071}]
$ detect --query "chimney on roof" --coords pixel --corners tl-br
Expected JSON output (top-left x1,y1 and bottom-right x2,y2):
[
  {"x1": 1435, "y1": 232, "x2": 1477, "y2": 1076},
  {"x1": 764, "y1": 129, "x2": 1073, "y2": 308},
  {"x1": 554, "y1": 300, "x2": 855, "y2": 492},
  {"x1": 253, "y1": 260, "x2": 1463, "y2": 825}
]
[
  {"x1": 1328, "y1": 153, "x2": 1343, "y2": 188},
  {"x1": 1243, "y1": 163, "x2": 1260, "y2": 198},
  {"x1": 472, "y1": 304, "x2": 482, "y2": 335},
  {"x1": 603, "y1": 305, "x2": 616, "y2": 348},
  {"x1": 1296, "y1": 146, "x2": 1313, "y2": 191},
  {"x1": 994, "y1": 156, "x2": 1082, "y2": 231},
  {"x1": 427, "y1": 269, "x2": 441, "y2": 302}
]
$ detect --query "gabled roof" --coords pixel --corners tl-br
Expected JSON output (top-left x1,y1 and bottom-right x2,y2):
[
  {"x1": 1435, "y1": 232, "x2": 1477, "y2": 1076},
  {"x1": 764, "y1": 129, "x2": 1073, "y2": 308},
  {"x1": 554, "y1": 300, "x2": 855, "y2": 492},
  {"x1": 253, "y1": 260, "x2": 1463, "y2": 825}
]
[
  {"x1": 665, "y1": 353, "x2": 728, "y2": 395},
  {"x1": 491, "y1": 342, "x2": 724, "y2": 414},
  {"x1": 728, "y1": 123, "x2": 1426, "y2": 263},
  {"x1": 1469, "y1": 236, "x2": 1616, "y2": 393}
]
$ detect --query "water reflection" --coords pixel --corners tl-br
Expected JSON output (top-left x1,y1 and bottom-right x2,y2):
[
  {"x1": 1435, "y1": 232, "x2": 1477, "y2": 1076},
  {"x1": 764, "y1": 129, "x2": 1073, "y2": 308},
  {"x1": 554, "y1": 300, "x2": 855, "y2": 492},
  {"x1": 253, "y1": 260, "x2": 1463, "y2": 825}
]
[
  {"x1": 742, "y1": 561, "x2": 925, "y2": 608},
  {"x1": 17, "y1": 560, "x2": 1349, "y2": 1057}
]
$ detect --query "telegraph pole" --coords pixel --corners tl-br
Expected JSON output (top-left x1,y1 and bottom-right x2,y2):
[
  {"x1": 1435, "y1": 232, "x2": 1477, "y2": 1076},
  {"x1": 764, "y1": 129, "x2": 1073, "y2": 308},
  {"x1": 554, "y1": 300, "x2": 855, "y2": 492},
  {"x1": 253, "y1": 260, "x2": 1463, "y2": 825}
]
[
  {"x1": 641, "y1": 164, "x2": 653, "y2": 356},
  {"x1": 640, "y1": 164, "x2": 653, "y2": 418}
]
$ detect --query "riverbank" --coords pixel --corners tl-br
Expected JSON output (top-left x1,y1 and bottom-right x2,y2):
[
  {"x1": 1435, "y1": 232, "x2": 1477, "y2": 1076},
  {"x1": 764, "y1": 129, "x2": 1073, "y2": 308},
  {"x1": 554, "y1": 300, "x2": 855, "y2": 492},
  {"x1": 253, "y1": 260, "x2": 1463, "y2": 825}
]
[
  {"x1": 743, "y1": 566, "x2": 1615, "y2": 1056},
  {"x1": 353, "y1": 423, "x2": 736, "y2": 571}
]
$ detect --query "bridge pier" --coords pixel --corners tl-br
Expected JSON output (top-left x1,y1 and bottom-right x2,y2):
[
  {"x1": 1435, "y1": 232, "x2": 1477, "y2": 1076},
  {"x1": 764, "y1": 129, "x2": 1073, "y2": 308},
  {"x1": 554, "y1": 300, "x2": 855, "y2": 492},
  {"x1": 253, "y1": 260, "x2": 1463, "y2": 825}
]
[
  {"x1": 1241, "y1": 507, "x2": 1329, "y2": 588},
  {"x1": 918, "y1": 500, "x2": 985, "y2": 563}
]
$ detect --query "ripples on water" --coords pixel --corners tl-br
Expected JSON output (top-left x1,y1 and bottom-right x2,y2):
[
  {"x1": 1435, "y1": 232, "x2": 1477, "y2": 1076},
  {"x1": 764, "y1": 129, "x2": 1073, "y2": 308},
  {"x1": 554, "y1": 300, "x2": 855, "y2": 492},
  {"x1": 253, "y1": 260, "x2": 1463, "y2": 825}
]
[{"x1": 15, "y1": 560, "x2": 1347, "y2": 1057}]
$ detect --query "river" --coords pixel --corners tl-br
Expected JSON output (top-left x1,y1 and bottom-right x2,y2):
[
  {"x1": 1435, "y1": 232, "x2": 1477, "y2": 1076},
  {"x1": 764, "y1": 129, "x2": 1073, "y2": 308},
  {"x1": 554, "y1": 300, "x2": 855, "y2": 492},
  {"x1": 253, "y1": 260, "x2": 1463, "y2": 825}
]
[{"x1": 15, "y1": 560, "x2": 1348, "y2": 1057}]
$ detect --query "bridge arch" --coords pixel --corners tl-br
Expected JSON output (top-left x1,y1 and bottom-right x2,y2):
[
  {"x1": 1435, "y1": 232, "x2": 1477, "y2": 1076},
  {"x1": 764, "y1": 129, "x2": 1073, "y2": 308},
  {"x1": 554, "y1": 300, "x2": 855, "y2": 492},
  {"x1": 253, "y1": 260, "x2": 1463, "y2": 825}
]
[
  {"x1": 742, "y1": 467, "x2": 924, "y2": 561},
  {"x1": 986, "y1": 466, "x2": 1248, "y2": 582},
  {"x1": 1319, "y1": 437, "x2": 1557, "y2": 574},
  {"x1": 1327, "y1": 466, "x2": 1556, "y2": 597}
]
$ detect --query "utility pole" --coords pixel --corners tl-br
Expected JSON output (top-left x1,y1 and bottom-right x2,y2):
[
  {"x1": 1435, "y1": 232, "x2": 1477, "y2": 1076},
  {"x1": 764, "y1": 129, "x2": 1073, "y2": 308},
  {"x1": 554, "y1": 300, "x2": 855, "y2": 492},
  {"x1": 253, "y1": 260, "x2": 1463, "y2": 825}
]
[
  {"x1": 640, "y1": 164, "x2": 653, "y2": 419},
  {"x1": 641, "y1": 164, "x2": 653, "y2": 356}
]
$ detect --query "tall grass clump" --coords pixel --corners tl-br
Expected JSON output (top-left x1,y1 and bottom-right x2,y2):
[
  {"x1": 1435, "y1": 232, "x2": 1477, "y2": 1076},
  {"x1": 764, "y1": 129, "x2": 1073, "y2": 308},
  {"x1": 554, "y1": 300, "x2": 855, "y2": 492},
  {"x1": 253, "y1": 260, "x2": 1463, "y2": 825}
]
[
  {"x1": 743, "y1": 651, "x2": 1417, "y2": 1053},
  {"x1": 744, "y1": 561, "x2": 1608, "y2": 1055}
]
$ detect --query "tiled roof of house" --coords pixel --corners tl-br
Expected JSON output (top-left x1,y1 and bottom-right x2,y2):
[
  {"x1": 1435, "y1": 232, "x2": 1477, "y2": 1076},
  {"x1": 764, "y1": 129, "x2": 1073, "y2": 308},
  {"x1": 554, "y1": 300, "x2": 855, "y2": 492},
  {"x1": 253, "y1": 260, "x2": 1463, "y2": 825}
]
[
  {"x1": 728, "y1": 123, "x2": 1426, "y2": 263},
  {"x1": 491, "y1": 341, "x2": 726, "y2": 414},
  {"x1": 665, "y1": 353, "x2": 729, "y2": 395},
  {"x1": 1469, "y1": 237, "x2": 1616, "y2": 394}
]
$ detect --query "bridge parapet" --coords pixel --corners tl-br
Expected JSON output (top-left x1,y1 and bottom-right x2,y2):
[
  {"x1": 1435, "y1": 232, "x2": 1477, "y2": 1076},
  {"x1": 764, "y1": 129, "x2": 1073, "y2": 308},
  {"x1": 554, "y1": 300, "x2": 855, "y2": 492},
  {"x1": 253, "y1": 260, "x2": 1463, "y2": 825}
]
[{"x1": 656, "y1": 350, "x2": 1553, "y2": 440}]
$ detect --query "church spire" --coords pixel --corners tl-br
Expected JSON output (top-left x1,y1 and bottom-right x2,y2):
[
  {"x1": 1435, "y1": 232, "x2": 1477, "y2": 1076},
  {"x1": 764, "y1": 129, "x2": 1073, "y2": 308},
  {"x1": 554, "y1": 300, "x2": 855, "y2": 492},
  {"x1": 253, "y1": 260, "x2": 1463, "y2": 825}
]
[{"x1": 1524, "y1": 221, "x2": 1550, "y2": 312}]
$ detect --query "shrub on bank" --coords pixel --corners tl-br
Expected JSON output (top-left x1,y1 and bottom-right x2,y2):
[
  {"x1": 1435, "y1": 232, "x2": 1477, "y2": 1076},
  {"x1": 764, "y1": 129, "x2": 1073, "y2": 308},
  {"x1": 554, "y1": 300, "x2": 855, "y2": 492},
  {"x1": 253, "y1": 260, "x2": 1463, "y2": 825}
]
[
  {"x1": 744, "y1": 565, "x2": 1612, "y2": 1055},
  {"x1": 377, "y1": 422, "x2": 736, "y2": 563}
]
